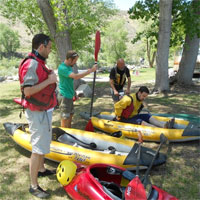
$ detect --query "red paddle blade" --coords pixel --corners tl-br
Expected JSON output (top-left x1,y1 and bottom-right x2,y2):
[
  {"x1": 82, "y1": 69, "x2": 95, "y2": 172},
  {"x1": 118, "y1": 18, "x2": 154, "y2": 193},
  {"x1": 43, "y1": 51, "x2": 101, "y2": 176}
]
[
  {"x1": 85, "y1": 119, "x2": 94, "y2": 132},
  {"x1": 94, "y1": 31, "x2": 101, "y2": 62},
  {"x1": 125, "y1": 176, "x2": 147, "y2": 200}
]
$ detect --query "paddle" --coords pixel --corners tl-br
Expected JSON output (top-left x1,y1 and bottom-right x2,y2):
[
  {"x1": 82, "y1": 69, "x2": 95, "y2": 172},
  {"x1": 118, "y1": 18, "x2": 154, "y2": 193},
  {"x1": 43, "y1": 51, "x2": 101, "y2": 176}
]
[
  {"x1": 90, "y1": 31, "x2": 101, "y2": 117},
  {"x1": 136, "y1": 131, "x2": 143, "y2": 176},
  {"x1": 142, "y1": 133, "x2": 167, "y2": 188},
  {"x1": 123, "y1": 131, "x2": 147, "y2": 200}
]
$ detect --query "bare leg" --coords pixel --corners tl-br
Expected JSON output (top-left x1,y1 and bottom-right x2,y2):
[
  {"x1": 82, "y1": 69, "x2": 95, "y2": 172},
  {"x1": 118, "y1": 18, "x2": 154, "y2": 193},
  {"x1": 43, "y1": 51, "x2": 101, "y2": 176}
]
[
  {"x1": 30, "y1": 153, "x2": 44, "y2": 187},
  {"x1": 38, "y1": 155, "x2": 45, "y2": 172},
  {"x1": 141, "y1": 121, "x2": 156, "y2": 127},
  {"x1": 149, "y1": 117, "x2": 167, "y2": 128},
  {"x1": 61, "y1": 114, "x2": 73, "y2": 128}
]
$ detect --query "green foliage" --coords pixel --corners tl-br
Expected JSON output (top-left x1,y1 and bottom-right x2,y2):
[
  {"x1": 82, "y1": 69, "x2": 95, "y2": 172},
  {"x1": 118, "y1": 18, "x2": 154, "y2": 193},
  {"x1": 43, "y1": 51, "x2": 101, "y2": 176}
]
[
  {"x1": 50, "y1": 0, "x2": 116, "y2": 51},
  {"x1": 0, "y1": 23, "x2": 20, "y2": 55},
  {"x1": 0, "y1": 0, "x2": 115, "y2": 52},
  {"x1": 0, "y1": 0, "x2": 46, "y2": 34},
  {"x1": 100, "y1": 19, "x2": 128, "y2": 65},
  {"x1": 128, "y1": 0, "x2": 200, "y2": 56},
  {"x1": 0, "y1": 0, "x2": 117, "y2": 68},
  {"x1": 0, "y1": 57, "x2": 21, "y2": 76}
]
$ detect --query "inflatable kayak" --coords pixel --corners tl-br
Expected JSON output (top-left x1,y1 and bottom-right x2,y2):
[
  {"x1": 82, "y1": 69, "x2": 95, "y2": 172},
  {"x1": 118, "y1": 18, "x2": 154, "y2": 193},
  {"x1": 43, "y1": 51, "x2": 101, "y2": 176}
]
[
  {"x1": 3, "y1": 123, "x2": 166, "y2": 169},
  {"x1": 153, "y1": 113, "x2": 199, "y2": 124},
  {"x1": 80, "y1": 112, "x2": 200, "y2": 142},
  {"x1": 58, "y1": 163, "x2": 178, "y2": 200}
]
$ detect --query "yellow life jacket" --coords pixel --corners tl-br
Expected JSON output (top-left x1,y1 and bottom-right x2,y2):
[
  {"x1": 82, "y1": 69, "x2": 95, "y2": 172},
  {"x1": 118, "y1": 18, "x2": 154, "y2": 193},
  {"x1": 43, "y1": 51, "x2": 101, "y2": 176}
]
[
  {"x1": 115, "y1": 93, "x2": 143, "y2": 118},
  {"x1": 130, "y1": 93, "x2": 143, "y2": 117},
  {"x1": 114, "y1": 67, "x2": 127, "y2": 86}
]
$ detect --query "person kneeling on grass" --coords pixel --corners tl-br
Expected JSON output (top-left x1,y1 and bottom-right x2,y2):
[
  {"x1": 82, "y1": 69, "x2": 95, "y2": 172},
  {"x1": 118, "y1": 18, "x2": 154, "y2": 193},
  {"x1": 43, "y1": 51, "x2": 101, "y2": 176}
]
[{"x1": 114, "y1": 86, "x2": 175, "y2": 128}]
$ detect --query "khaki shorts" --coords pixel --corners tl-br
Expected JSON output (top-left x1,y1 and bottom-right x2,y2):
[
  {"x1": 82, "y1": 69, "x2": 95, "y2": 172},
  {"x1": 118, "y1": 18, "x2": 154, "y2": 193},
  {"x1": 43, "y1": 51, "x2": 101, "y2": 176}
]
[
  {"x1": 58, "y1": 93, "x2": 74, "y2": 119},
  {"x1": 25, "y1": 108, "x2": 53, "y2": 155}
]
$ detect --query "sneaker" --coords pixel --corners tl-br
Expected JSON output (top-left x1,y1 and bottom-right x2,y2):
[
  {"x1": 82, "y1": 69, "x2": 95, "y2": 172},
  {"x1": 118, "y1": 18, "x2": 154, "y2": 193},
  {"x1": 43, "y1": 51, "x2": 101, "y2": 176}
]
[
  {"x1": 38, "y1": 169, "x2": 56, "y2": 177},
  {"x1": 29, "y1": 185, "x2": 50, "y2": 199}
]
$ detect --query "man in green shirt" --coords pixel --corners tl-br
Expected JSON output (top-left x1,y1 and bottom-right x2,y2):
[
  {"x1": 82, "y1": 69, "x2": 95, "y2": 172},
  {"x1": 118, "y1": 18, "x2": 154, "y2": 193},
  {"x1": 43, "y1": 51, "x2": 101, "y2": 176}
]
[{"x1": 58, "y1": 50, "x2": 97, "y2": 128}]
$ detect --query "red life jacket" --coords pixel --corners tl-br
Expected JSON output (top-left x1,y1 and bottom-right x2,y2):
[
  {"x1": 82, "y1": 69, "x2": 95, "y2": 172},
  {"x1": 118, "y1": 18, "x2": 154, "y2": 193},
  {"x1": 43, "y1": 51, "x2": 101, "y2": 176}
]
[
  {"x1": 19, "y1": 54, "x2": 57, "y2": 111},
  {"x1": 121, "y1": 95, "x2": 134, "y2": 119}
]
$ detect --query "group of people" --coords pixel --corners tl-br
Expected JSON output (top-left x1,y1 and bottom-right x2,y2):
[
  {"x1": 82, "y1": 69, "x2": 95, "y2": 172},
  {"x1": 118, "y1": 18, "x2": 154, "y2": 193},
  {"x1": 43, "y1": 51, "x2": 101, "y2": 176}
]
[
  {"x1": 18, "y1": 33, "x2": 174, "y2": 198},
  {"x1": 109, "y1": 57, "x2": 174, "y2": 128}
]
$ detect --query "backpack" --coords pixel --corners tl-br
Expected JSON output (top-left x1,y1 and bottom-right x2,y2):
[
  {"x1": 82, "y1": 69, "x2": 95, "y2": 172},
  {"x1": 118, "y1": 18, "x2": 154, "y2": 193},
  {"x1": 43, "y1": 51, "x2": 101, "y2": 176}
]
[{"x1": 121, "y1": 95, "x2": 134, "y2": 119}]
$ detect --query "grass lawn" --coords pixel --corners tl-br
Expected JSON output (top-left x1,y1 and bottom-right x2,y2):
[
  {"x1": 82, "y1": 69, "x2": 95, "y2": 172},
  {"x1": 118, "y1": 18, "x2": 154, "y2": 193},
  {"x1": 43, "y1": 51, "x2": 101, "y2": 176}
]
[{"x1": 0, "y1": 68, "x2": 199, "y2": 200}]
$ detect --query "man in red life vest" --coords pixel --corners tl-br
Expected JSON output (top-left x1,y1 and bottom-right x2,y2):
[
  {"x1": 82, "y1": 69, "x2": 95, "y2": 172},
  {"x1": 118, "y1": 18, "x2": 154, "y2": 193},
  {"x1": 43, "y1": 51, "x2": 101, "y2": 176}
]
[{"x1": 19, "y1": 34, "x2": 57, "y2": 198}]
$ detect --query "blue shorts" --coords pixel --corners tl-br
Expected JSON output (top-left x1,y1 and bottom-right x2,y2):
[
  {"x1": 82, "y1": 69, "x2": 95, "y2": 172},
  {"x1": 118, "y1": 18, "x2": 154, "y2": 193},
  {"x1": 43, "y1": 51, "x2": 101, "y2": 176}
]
[{"x1": 121, "y1": 114, "x2": 151, "y2": 125}]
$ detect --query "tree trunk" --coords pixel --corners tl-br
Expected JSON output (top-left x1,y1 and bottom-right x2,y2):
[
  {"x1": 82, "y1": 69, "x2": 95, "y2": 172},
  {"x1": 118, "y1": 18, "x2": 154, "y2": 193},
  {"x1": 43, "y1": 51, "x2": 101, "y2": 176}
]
[
  {"x1": 147, "y1": 38, "x2": 156, "y2": 68},
  {"x1": 154, "y1": 0, "x2": 172, "y2": 92},
  {"x1": 37, "y1": 0, "x2": 80, "y2": 88},
  {"x1": 150, "y1": 51, "x2": 156, "y2": 68},
  {"x1": 176, "y1": 0, "x2": 200, "y2": 86},
  {"x1": 177, "y1": 35, "x2": 199, "y2": 86}
]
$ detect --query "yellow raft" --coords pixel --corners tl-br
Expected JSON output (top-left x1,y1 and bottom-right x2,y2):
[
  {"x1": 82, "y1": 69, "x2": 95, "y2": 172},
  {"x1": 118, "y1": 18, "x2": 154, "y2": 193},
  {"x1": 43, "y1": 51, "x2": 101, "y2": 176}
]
[
  {"x1": 3, "y1": 122, "x2": 166, "y2": 169},
  {"x1": 82, "y1": 112, "x2": 200, "y2": 142}
]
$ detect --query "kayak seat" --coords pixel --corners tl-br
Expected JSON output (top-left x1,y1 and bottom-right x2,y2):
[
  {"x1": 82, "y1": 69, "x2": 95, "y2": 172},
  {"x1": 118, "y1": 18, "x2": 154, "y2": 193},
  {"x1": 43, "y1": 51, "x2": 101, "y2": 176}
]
[
  {"x1": 52, "y1": 127, "x2": 97, "y2": 149},
  {"x1": 122, "y1": 170, "x2": 136, "y2": 180},
  {"x1": 123, "y1": 143, "x2": 166, "y2": 166},
  {"x1": 100, "y1": 181, "x2": 122, "y2": 200}
]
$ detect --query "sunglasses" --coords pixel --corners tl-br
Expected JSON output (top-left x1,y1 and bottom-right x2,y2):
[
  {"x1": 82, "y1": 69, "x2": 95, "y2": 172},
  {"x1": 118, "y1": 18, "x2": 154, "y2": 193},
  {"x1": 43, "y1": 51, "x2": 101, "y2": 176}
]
[{"x1": 71, "y1": 53, "x2": 79, "y2": 58}]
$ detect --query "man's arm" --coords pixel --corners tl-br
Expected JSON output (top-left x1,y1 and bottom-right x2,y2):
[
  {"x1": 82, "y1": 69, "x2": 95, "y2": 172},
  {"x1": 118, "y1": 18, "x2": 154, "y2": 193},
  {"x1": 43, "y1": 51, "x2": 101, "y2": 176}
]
[
  {"x1": 114, "y1": 95, "x2": 132, "y2": 119},
  {"x1": 24, "y1": 72, "x2": 57, "y2": 97},
  {"x1": 69, "y1": 64, "x2": 97, "y2": 80},
  {"x1": 109, "y1": 79, "x2": 119, "y2": 95}
]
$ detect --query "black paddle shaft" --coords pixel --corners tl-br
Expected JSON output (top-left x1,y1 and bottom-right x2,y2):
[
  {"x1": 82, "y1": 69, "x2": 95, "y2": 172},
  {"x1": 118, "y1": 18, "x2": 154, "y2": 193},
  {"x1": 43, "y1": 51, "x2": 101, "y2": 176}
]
[
  {"x1": 90, "y1": 70, "x2": 96, "y2": 117},
  {"x1": 136, "y1": 142, "x2": 141, "y2": 176},
  {"x1": 142, "y1": 134, "x2": 167, "y2": 188}
]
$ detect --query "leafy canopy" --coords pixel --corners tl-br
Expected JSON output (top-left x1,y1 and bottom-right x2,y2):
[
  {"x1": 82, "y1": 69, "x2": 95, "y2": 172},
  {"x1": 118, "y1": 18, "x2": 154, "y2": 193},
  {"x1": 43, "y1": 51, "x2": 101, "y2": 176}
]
[
  {"x1": 101, "y1": 19, "x2": 128, "y2": 65},
  {"x1": 0, "y1": 23, "x2": 20, "y2": 54},
  {"x1": 128, "y1": 0, "x2": 200, "y2": 51},
  {"x1": 0, "y1": 0, "x2": 115, "y2": 52}
]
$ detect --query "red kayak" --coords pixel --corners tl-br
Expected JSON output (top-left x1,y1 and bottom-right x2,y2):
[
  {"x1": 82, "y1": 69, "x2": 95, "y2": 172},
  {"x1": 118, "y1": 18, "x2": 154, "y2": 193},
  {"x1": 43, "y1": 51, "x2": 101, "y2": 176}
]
[{"x1": 59, "y1": 163, "x2": 178, "y2": 200}]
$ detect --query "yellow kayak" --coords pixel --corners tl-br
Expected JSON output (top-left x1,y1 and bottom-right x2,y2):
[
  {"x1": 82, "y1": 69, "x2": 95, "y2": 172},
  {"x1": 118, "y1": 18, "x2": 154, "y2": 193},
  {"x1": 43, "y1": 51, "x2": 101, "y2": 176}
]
[
  {"x1": 81, "y1": 112, "x2": 200, "y2": 142},
  {"x1": 3, "y1": 122, "x2": 166, "y2": 169}
]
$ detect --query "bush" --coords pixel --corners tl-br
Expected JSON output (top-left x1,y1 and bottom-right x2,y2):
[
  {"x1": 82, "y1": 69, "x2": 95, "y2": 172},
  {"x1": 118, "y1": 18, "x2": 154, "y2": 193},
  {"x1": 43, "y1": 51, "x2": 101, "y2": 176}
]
[
  {"x1": 0, "y1": 23, "x2": 20, "y2": 57},
  {"x1": 0, "y1": 57, "x2": 21, "y2": 76}
]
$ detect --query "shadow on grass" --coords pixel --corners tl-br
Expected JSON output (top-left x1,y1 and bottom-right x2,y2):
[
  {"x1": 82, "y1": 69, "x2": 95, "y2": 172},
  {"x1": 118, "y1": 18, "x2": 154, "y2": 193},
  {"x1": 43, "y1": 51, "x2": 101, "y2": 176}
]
[
  {"x1": 51, "y1": 186, "x2": 70, "y2": 198},
  {"x1": 0, "y1": 99, "x2": 21, "y2": 117},
  {"x1": 0, "y1": 172, "x2": 17, "y2": 188}
]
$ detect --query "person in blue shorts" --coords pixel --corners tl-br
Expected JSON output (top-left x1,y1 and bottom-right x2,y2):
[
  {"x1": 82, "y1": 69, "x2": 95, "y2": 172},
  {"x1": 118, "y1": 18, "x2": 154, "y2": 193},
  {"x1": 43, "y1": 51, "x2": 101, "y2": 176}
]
[{"x1": 114, "y1": 86, "x2": 174, "y2": 128}]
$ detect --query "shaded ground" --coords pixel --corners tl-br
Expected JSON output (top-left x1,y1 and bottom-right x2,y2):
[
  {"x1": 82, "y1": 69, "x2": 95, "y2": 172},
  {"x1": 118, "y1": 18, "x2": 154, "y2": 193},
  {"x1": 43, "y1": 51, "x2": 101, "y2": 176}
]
[
  {"x1": 91, "y1": 80, "x2": 200, "y2": 115},
  {"x1": 0, "y1": 80, "x2": 199, "y2": 200}
]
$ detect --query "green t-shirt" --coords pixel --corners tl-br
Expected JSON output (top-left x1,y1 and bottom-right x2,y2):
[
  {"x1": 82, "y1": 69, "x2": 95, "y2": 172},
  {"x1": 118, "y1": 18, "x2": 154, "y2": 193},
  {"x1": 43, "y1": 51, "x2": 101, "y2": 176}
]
[{"x1": 58, "y1": 62, "x2": 74, "y2": 99}]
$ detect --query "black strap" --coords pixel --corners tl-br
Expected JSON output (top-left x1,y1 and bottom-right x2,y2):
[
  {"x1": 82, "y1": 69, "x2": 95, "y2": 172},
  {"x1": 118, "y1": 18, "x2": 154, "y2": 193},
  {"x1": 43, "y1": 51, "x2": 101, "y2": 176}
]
[
  {"x1": 52, "y1": 127, "x2": 97, "y2": 149},
  {"x1": 126, "y1": 94, "x2": 133, "y2": 103}
]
